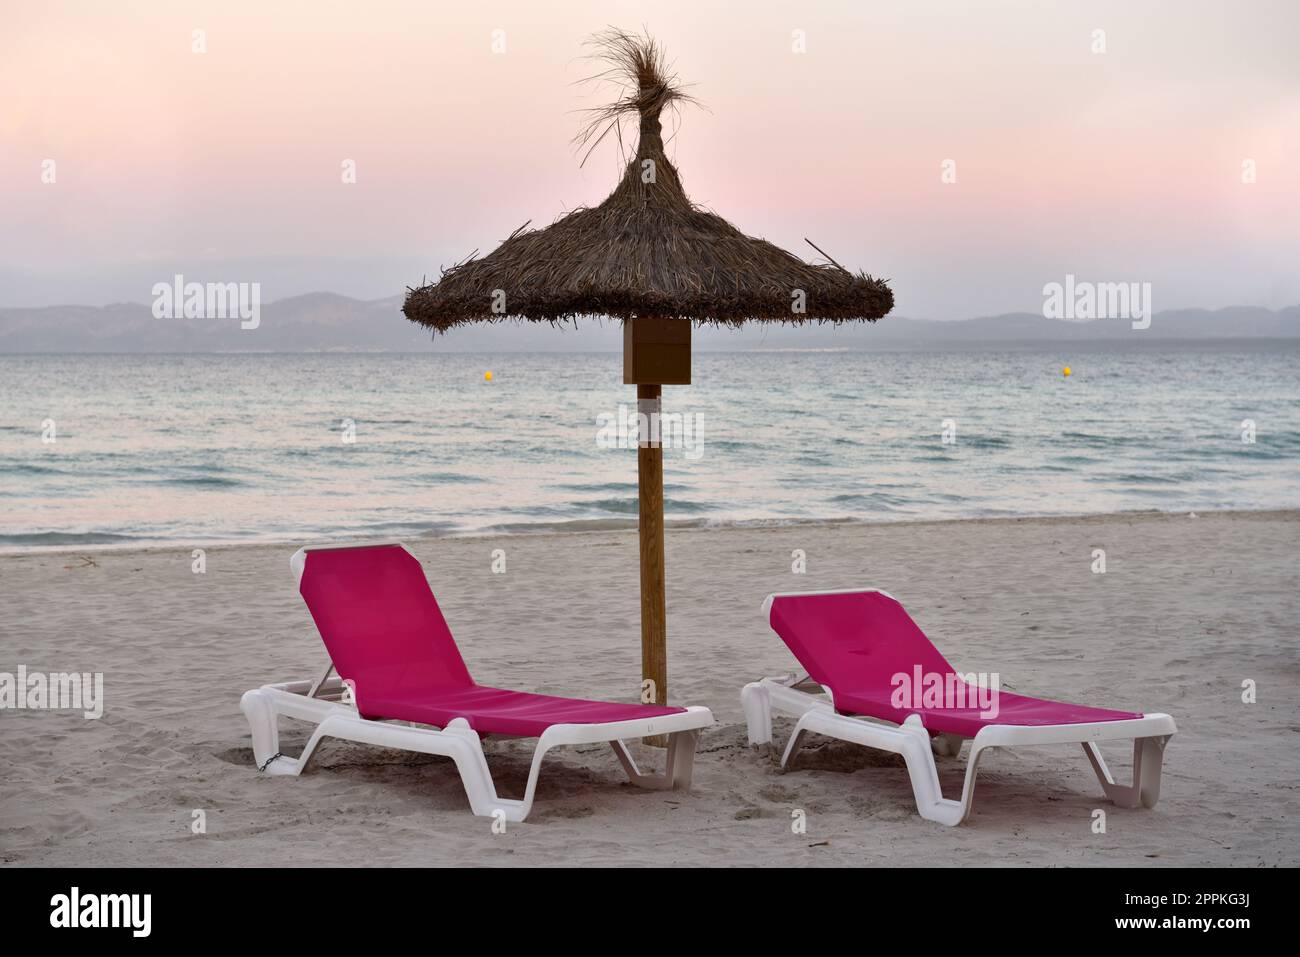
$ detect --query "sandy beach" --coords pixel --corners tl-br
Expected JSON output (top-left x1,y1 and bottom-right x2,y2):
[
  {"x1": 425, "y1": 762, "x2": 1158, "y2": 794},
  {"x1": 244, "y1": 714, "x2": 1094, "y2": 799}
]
[{"x1": 1, "y1": 509, "x2": 1296, "y2": 867}]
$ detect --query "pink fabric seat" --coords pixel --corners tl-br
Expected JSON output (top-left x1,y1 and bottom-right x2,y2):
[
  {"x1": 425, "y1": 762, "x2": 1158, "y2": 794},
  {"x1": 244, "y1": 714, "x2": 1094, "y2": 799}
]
[
  {"x1": 359, "y1": 685, "x2": 679, "y2": 738},
  {"x1": 768, "y1": 591, "x2": 1142, "y2": 737},
  {"x1": 297, "y1": 543, "x2": 682, "y2": 737}
]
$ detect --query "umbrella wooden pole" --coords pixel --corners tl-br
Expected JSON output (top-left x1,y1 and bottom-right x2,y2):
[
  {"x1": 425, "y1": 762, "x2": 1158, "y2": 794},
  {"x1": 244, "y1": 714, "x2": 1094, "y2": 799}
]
[
  {"x1": 637, "y1": 383, "x2": 668, "y2": 747},
  {"x1": 625, "y1": 317, "x2": 688, "y2": 748}
]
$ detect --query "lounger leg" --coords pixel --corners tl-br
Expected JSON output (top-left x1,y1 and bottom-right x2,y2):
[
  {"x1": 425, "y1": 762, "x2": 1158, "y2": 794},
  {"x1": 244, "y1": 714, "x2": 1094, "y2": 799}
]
[
  {"x1": 240, "y1": 689, "x2": 360, "y2": 777},
  {"x1": 332, "y1": 715, "x2": 537, "y2": 822},
  {"x1": 900, "y1": 717, "x2": 989, "y2": 826},
  {"x1": 1083, "y1": 735, "x2": 1170, "y2": 809},
  {"x1": 932, "y1": 733, "x2": 965, "y2": 757},
  {"x1": 667, "y1": 729, "x2": 699, "y2": 790},
  {"x1": 611, "y1": 729, "x2": 700, "y2": 791},
  {"x1": 779, "y1": 716, "x2": 813, "y2": 771},
  {"x1": 241, "y1": 689, "x2": 294, "y2": 775},
  {"x1": 741, "y1": 681, "x2": 773, "y2": 745},
  {"x1": 775, "y1": 710, "x2": 982, "y2": 826}
]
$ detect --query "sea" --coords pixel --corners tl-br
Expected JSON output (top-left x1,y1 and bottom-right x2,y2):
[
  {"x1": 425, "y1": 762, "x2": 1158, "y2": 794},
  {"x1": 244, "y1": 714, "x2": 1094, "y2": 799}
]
[{"x1": 2, "y1": 342, "x2": 1298, "y2": 551}]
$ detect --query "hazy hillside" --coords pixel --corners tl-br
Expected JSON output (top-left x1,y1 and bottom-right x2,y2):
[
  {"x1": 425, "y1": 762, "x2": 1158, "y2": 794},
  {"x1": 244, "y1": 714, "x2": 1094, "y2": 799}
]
[{"x1": 0, "y1": 295, "x2": 1296, "y2": 353}]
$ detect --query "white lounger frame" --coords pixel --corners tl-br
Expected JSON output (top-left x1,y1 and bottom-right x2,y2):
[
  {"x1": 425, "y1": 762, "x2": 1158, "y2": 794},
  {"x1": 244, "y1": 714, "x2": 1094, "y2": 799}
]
[
  {"x1": 241, "y1": 542, "x2": 712, "y2": 823},
  {"x1": 741, "y1": 589, "x2": 1176, "y2": 827}
]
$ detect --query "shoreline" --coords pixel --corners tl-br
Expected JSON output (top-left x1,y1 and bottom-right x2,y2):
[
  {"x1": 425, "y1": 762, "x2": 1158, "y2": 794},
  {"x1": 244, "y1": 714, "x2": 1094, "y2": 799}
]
[{"x1": 3, "y1": 505, "x2": 1296, "y2": 559}]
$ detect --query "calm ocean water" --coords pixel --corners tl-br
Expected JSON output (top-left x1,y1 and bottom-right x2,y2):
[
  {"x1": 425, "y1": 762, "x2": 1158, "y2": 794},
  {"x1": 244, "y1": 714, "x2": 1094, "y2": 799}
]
[{"x1": 2, "y1": 345, "x2": 1298, "y2": 551}]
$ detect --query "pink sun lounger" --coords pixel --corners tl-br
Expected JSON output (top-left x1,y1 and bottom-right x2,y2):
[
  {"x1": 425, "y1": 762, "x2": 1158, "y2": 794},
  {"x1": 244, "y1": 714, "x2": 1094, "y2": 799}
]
[
  {"x1": 241, "y1": 542, "x2": 712, "y2": 822},
  {"x1": 741, "y1": 589, "x2": 1175, "y2": 826}
]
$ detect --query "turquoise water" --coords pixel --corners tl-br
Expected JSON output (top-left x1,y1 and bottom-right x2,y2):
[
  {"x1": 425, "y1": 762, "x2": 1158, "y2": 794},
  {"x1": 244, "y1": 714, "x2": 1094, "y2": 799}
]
[{"x1": 2, "y1": 344, "x2": 1298, "y2": 550}]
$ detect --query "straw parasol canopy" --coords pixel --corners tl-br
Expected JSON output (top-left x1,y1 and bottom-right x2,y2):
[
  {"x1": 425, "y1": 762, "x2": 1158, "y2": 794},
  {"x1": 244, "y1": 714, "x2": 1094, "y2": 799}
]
[
  {"x1": 402, "y1": 30, "x2": 892, "y2": 742},
  {"x1": 404, "y1": 29, "x2": 893, "y2": 330}
]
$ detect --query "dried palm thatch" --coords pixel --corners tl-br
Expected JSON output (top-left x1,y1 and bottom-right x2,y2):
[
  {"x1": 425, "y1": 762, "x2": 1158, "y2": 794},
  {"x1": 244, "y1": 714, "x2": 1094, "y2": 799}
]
[{"x1": 403, "y1": 29, "x2": 893, "y2": 332}]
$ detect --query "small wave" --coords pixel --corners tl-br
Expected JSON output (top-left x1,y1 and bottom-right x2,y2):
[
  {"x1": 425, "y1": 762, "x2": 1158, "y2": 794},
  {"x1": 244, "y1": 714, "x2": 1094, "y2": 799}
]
[
  {"x1": 928, "y1": 491, "x2": 972, "y2": 503},
  {"x1": 0, "y1": 531, "x2": 144, "y2": 546},
  {"x1": 1086, "y1": 470, "x2": 1220, "y2": 485},
  {"x1": 1232, "y1": 445, "x2": 1292, "y2": 460},
  {"x1": 308, "y1": 519, "x2": 463, "y2": 538},
  {"x1": 414, "y1": 472, "x2": 489, "y2": 484},
  {"x1": 587, "y1": 497, "x2": 637, "y2": 514},
  {"x1": 1057, "y1": 431, "x2": 1142, "y2": 448},
  {"x1": 963, "y1": 435, "x2": 1012, "y2": 449},
  {"x1": 1088, "y1": 473, "x2": 1179, "y2": 486},
  {"x1": 586, "y1": 496, "x2": 717, "y2": 515},
  {"x1": 666, "y1": 499, "x2": 718, "y2": 514},
  {"x1": 829, "y1": 492, "x2": 907, "y2": 508},
  {"x1": 481, "y1": 517, "x2": 640, "y2": 535},
  {"x1": 1001, "y1": 462, "x2": 1071, "y2": 473},
  {"x1": 550, "y1": 481, "x2": 637, "y2": 494},
  {"x1": 155, "y1": 475, "x2": 245, "y2": 488},
  {"x1": 0, "y1": 462, "x2": 69, "y2": 476}
]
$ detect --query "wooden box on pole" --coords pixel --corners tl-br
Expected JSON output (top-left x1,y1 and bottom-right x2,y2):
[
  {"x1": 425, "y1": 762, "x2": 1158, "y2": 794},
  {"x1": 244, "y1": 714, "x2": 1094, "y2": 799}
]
[{"x1": 623, "y1": 317, "x2": 691, "y2": 386}]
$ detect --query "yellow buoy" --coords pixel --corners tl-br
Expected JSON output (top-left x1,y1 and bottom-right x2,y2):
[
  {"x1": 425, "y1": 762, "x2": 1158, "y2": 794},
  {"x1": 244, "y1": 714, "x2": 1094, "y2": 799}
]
[
  {"x1": 1062, "y1": 366, "x2": 1072, "y2": 377},
  {"x1": 484, "y1": 371, "x2": 493, "y2": 382}
]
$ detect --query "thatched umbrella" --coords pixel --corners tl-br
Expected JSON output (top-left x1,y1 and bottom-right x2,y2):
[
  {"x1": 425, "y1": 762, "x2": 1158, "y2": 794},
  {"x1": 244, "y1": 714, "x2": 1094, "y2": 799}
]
[{"x1": 405, "y1": 30, "x2": 892, "y2": 733}]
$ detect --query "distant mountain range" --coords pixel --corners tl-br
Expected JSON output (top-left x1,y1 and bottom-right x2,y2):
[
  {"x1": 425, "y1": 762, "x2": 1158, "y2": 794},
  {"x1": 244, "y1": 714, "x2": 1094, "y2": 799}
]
[{"x1": 0, "y1": 294, "x2": 1296, "y2": 353}]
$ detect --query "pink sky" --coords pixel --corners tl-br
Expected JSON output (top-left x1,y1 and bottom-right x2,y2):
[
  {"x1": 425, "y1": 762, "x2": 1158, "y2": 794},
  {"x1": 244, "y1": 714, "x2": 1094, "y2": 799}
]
[{"x1": 2, "y1": 0, "x2": 1297, "y2": 317}]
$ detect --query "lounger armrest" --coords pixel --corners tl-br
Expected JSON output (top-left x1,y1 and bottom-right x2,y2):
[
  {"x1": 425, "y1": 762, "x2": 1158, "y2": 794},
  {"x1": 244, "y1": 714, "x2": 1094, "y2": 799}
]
[{"x1": 969, "y1": 713, "x2": 1175, "y2": 748}]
